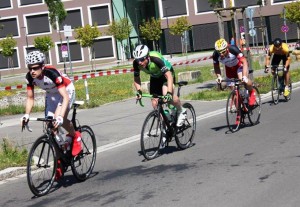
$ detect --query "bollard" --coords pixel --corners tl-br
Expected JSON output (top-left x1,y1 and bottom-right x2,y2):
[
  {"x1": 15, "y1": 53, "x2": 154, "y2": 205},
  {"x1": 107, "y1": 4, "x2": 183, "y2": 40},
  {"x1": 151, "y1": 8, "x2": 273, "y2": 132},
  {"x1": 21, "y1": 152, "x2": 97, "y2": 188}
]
[{"x1": 84, "y1": 79, "x2": 90, "y2": 104}]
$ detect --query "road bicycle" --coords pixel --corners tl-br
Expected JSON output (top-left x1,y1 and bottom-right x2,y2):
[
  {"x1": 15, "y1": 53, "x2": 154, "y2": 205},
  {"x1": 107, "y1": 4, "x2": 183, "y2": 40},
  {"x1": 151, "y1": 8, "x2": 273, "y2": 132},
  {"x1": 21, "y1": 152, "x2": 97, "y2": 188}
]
[
  {"x1": 266, "y1": 65, "x2": 292, "y2": 104},
  {"x1": 137, "y1": 81, "x2": 196, "y2": 160},
  {"x1": 22, "y1": 101, "x2": 97, "y2": 197},
  {"x1": 220, "y1": 79, "x2": 261, "y2": 132}
]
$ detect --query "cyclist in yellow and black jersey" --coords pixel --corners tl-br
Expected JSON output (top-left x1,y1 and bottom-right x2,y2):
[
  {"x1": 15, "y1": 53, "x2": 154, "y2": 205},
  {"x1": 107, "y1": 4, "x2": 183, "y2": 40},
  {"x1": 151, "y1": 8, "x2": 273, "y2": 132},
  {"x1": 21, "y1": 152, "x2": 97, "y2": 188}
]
[{"x1": 265, "y1": 38, "x2": 291, "y2": 97}]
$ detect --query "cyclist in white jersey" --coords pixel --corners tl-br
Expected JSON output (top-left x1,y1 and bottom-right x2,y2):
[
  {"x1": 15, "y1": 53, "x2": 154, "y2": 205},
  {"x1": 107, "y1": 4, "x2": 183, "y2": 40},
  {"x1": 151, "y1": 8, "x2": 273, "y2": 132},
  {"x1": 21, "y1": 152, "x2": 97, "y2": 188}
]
[{"x1": 21, "y1": 51, "x2": 82, "y2": 180}]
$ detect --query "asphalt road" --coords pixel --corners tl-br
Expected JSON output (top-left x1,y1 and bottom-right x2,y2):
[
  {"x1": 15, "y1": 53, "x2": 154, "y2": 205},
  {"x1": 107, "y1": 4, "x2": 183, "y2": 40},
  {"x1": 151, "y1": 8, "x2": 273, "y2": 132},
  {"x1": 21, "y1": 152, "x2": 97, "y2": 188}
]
[{"x1": 0, "y1": 84, "x2": 299, "y2": 206}]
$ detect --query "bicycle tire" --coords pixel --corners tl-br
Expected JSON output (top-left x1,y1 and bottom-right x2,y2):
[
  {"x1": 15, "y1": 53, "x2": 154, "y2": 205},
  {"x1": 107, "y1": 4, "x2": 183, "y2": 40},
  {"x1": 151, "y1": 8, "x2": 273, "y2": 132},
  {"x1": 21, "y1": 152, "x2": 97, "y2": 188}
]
[
  {"x1": 284, "y1": 79, "x2": 292, "y2": 101},
  {"x1": 175, "y1": 102, "x2": 196, "y2": 149},
  {"x1": 271, "y1": 75, "x2": 280, "y2": 105},
  {"x1": 226, "y1": 90, "x2": 241, "y2": 132},
  {"x1": 27, "y1": 135, "x2": 57, "y2": 197},
  {"x1": 140, "y1": 110, "x2": 162, "y2": 160},
  {"x1": 248, "y1": 86, "x2": 261, "y2": 125},
  {"x1": 71, "y1": 125, "x2": 97, "y2": 181}
]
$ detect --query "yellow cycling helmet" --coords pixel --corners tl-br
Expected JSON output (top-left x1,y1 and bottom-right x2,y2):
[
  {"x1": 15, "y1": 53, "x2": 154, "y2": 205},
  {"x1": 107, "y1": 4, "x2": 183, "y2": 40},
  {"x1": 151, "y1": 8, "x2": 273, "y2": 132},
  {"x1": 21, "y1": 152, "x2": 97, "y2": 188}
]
[{"x1": 215, "y1": 38, "x2": 228, "y2": 52}]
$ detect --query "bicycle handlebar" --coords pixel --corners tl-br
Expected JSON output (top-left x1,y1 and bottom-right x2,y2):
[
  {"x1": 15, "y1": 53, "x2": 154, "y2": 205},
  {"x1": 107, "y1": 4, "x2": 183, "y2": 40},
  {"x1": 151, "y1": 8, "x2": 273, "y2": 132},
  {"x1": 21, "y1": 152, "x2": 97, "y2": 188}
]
[
  {"x1": 21, "y1": 117, "x2": 55, "y2": 132},
  {"x1": 136, "y1": 93, "x2": 169, "y2": 107}
]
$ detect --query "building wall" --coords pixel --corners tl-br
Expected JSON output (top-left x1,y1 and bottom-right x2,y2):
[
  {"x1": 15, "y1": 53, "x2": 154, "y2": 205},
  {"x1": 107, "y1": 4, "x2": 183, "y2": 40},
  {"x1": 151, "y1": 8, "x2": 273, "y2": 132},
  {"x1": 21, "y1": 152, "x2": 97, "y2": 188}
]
[
  {"x1": 0, "y1": 0, "x2": 114, "y2": 76},
  {"x1": 0, "y1": 0, "x2": 297, "y2": 76}
]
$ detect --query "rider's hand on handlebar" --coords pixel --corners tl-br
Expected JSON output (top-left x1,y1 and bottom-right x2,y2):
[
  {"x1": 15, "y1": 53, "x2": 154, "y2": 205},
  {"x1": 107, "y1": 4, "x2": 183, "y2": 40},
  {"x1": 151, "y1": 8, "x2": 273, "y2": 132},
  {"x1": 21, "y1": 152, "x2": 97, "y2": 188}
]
[
  {"x1": 242, "y1": 76, "x2": 249, "y2": 83},
  {"x1": 54, "y1": 115, "x2": 63, "y2": 128},
  {"x1": 136, "y1": 89, "x2": 142, "y2": 100},
  {"x1": 165, "y1": 92, "x2": 173, "y2": 102},
  {"x1": 216, "y1": 76, "x2": 222, "y2": 84},
  {"x1": 264, "y1": 65, "x2": 270, "y2": 73},
  {"x1": 20, "y1": 114, "x2": 29, "y2": 125}
]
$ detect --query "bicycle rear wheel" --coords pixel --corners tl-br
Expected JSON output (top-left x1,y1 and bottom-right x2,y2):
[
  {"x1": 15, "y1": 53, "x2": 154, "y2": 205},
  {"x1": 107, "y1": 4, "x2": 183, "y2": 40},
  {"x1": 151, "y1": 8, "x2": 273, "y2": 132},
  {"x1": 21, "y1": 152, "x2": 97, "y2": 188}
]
[
  {"x1": 284, "y1": 79, "x2": 292, "y2": 101},
  {"x1": 271, "y1": 75, "x2": 280, "y2": 105},
  {"x1": 175, "y1": 102, "x2": 196, "y2": 149},
  {"x1": 248, "y1": 86, "x2": 261, "y2": 125},
  {"x1": 140, "y1": 111, "x2": 162, "y2": 160},
  {"x1": 27, "y1": 135, "x2": 56, "y2": 197},
  {"x1": 226, "y1": 90, "x2": 241, "y2": 132},
  {"x1": 71, "y1": 125, "x2": 97, "y2": 181}
]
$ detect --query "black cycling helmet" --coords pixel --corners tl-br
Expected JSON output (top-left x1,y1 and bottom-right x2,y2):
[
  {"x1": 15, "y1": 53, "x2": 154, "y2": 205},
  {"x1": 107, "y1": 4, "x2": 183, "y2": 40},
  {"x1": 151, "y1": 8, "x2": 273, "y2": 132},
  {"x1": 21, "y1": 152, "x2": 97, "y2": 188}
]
[{"x1": 273, "y1": 38, "x2": 282, "y2": 47}]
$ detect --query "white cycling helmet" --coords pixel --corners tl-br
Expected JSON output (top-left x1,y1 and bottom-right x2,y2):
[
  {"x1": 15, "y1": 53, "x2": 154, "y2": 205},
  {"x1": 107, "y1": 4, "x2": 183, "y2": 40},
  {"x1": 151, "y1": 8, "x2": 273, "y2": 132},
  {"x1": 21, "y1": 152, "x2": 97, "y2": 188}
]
[
  {"x1": 215, "y1": 38, "x2": 228, "y2": 51},
  {"x1": 133, "y1": 45, "x2": 149, "y2": 59},
  {"x1": 25, "y1": 51, "x2": 45, "y2": 65}
]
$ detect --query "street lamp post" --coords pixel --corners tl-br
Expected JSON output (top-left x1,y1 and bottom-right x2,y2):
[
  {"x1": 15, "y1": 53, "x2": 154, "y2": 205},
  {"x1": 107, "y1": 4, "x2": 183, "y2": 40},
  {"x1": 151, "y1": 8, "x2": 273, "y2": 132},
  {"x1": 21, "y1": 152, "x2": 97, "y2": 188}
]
[
  {"x1": 135, "y1": 8, "x2": 141, "y2": 44},
  {"x1": 165, "y1": 7, "x2": 172, "y2": 58},
  {"x1": 21, "y1": 26, "x2": 28, "y2": 51}
]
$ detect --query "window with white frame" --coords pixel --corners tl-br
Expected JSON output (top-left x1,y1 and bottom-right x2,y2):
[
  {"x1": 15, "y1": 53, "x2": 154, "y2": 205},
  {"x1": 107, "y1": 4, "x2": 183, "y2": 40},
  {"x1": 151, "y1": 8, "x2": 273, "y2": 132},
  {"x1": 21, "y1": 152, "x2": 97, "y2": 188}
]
[
  {"x1": 0, "y1": 49, "x2": 19, "y2": 70},
  {"x1": 0, "y1": 17, "x2": 18, "y2": 38},
  {"x1": 90, "y1": 5, "x2": 110, "y2": 26},
  {"x1": 59, "y1": 9, "x2": 83, "y2": 31},
  {"x1": 26, "y1": 13, "x2": 50, "y2": 35},
  {"x1": 93, "y1": 38, "x2": 114, "y2": 58},
  {"x1": 20, "y1": 0, "x2": 43, "y2": 6},
  {"x1": 161, "y1": 0, "x2": 187, "y2": 17},
  {"x1": 0, "y1": 0, "x2": 11, "y2": 9}
]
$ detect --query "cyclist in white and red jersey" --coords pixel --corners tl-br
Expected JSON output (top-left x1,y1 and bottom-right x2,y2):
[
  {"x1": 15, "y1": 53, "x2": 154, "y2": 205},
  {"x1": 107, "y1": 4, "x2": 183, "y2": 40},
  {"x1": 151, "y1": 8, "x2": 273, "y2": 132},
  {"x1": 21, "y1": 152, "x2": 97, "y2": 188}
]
[
  {"x1": 21, "y1": 51, "x2": 82, "y2": 180},
  {"x1": 213, "y1": 38, "x2": 256, "y2": 105}
]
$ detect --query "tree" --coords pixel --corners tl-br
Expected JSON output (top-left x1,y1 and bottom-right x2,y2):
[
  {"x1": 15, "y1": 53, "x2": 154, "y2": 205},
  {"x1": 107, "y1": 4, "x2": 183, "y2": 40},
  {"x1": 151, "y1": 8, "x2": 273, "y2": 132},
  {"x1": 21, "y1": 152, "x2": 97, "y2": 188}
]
[
  {"x1": 169, "y1": 16, "x2": 192, "y2": 54},
  {"x1": 107, "y1": 18, "x2": 132, "y2": 61},
  {"x1": 282, "y1": 1, "x2": 300, "y2": 40},
  {"x1": 33, "y1": 36, "x2": 54, "y2": 64},
  {"x1": 208, "y1": 0, "x2": 223, "y2": 8},
  {"x1": 139, "y1": 17, "x2": 162, "y2": 50},
  {"x1": 74, "y1": 24, "x2": 101, "y2": 71},
  {"x1": 0, "y1": 35, "x2": 17, "y2": 69},
  {"x1": 45, "y1": 0, "x2": 67, "y2": 43}
]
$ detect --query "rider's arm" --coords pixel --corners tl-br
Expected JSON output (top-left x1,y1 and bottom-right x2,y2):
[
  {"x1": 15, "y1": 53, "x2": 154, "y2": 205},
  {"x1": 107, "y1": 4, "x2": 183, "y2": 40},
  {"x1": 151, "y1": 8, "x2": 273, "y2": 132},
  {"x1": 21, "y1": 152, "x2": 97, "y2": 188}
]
[
  {"x1": 265, "y1": 46, "x2": 273, "y2": 67},
  {"x1": 25, "y1": 88, "x2": 34, "y2": 115},
  {"x1": 212, "y1": 51, "x2": 221, "y2": 78},
  {"x1": 25, "y1": 73, "x2": 34, "y2": 115},
  {"x1": 133, "y1": 60, "x2": 142, "y2": 91},
  {"x1": 164, "y1": 70, "x2": 174, "y2": 93}
]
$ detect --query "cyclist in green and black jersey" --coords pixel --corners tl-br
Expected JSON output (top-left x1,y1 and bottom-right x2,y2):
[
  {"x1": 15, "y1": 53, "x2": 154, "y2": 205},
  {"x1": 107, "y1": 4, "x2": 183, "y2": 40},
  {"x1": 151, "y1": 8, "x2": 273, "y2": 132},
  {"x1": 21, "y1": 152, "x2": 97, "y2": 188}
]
[{"x1": 133, "y1": 44, "x2": 186, "y2": 127}]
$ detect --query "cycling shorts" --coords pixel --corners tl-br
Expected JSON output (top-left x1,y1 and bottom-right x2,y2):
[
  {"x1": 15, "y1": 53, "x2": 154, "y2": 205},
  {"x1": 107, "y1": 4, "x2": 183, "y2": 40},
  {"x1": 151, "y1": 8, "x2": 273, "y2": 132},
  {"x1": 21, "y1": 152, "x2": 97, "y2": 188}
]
[
  {"x1": 149, "y1": 75, "x2": 176, "y2": 95},
  {"x1": 226, "y1": 66, "x2": 243, "y2": 87},
  {"x1": 45, "y1": 83, "x2": 75, "y2": 117}
]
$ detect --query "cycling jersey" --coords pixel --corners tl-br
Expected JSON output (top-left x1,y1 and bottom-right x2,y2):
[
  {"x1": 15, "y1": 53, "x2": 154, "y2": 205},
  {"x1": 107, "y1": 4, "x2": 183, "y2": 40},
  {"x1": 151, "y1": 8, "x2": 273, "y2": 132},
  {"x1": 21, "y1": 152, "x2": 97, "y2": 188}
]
[
  {"x1": 26, "y1": 65, "x2": 75, "y2": 114},
  {"x1": 133, "y1": 51, "x2": 174, "y2": 78},
  {"x1": 267, "y1": 43, "x2": 290, "y2": 67},
  {"x1": 26, "y1": 65, "x2": 72, "y2": 94},
  {"x1": 268, "y1": 43, "x2": 289, "y2": 56},
  {"x1": 213, "y1": 45, "x2": 245, "y2": 78}
]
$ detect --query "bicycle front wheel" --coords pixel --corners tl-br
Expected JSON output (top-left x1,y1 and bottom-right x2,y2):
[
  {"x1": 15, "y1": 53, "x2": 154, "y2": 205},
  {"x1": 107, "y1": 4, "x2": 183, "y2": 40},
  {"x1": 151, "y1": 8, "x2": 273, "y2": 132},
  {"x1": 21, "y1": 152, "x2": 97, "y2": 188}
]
[
  {"x1": 27, "y1": 135, "x2": 56, "y2": 197},
  {"x1": 226, "y1": 90, "x2": 241, "y2": 132},
  {"x1": 271, "y1": 75, "x2": 280, "y2": 105},
  {"x1": 248, "y1": 86, "x2": 261, "y2": 125},
  {"x1": 175, "y1": 102, "x2": 196, "y2": 149},
  {"x1": 71, "y1": 125, "x2": 97, "y2": 181},
  {"x1": 140, "y1": 111, "x2": 162, "y2": 160}
]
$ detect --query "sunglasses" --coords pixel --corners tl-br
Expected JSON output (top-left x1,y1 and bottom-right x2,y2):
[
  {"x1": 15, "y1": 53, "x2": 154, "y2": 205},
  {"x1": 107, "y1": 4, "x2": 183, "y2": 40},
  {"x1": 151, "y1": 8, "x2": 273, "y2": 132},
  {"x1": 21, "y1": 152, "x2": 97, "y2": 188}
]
[
  {"x1": 28, "y1": 65, "x2": 42, "y2": 71},
  {"x1": 136, "y1": 56, "x2": 147, "y2": 63},
  {"x1": 218, "y1": 49, "x2": 227, "y2": 55}
]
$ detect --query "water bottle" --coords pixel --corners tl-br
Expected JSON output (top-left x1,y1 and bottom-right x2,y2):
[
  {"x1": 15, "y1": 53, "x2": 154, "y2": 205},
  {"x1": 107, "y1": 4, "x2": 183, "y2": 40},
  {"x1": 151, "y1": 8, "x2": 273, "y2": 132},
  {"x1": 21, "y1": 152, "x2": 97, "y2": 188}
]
[
  {"x1": 164, "y1": 109, "x2": 172, "y2": 122},
  {"x1": 243, "y1": 89, "x2": 248, "y2": 104},
  {"x1": 55, "y1": 133, "x2": 65, "y2": 147},
  {"x1": 64, "y1": 135, "x2": 72, "y2": 153}
]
